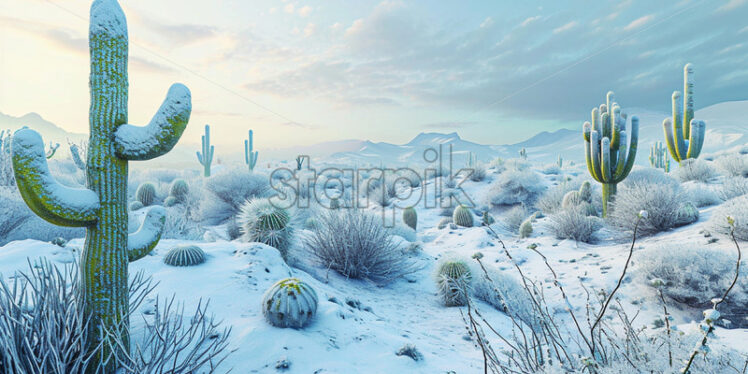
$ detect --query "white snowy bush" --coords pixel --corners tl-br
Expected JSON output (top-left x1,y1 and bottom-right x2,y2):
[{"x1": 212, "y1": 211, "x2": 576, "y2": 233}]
[
  {"x1": 0, "y1": 130, "x2": 13, "y2": 187},
  {"x1": 540, "y1": 164, "x2": 560, "y2": 175},
  {"x1": 470, "y1": 265, "x2": 534, "y2": 325},
  {"x1": 625, "y1": 167, "x2": 679, "y2": 187},
  {"x1": 682, "y1": 181, "x2": 722, "y2": 207},
  {"x1": 305, "y1": 210, "x2": 413, "y2": 283},
  {"x1": 676, "y1": 158, "x2": 716, "y2": 183},
  {"x1": 636, "y1": 244, "x2": 747, "y2": 326},
  {"x1": 487, "y1": 169, "x2": 545, "y2": 206},
  {"x1": 719, "y1": 176, "x2": 748, "y2": 200},
  {"x1": 547, "y1": 207, "x2": 601, "y2": 243},
  {"x1": 709, "y1": 195, "x2": 748, "y2": 241},
  {"x1": 199, "y1": 169, "x2": 270, "y2": 224},
  {"x1": 715, "y1": 153, "x2": 748, "y2": 178},
  {"x1": 502, "y1": 205, "x2": 529, "y2": 233},
  {"x1": 469, "y1": 163, "x2": 487, "y2": 182},
  {"x1": 504, "y1": 158, "x2": 529, "y2": 172},
  {"x1": 608, "y1": 180, "x2": 683, "y2": 236},
  {"x1": 535, "y1": 178, "x2": 586, "y2": 214}
]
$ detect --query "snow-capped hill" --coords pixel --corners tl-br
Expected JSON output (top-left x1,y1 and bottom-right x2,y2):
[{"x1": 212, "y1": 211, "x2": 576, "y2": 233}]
[
  {"x1": 512, "y1": 128, "x2": 577, "y2": 148},
  {"x1": 0, "y1": 112, "x2": 85, "y2": 142},
  {"x1": 405, "y1": 132, "x2": 462, "y2": 146}
]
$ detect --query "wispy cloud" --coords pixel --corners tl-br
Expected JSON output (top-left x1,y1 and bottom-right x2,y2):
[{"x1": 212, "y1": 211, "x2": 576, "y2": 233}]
[
  {"x1": 553, "y1": 21, "x2": 578, "y2": 34},
  {"x1": 717, "y1": 0, "x2": 746, "y2": 12},
  {"x1": 623, "y1": 14, "x2": 655, "y2": 31},
  {"x1": 521, "y1": 16, "x2": 541, "y2": 27}
]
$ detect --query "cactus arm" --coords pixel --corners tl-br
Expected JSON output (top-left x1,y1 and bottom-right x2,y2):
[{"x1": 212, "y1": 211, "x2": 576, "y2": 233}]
[
  {"x1": 662, "y1": 118, "x2": 681, "y2": 161},
  {"x1": 671, "y1": 91, "x2": 690, "y2": 160},
  {"x1": 197, "y1": 150, "x2": 204, "y2": 164},
  {"x1": 46, "y1": 142, "x2": 60, "y2": 159},
  {"x1": 589, "y1": 131, "x2": 603, "y2": 182},
  {"x1": 613, "y1": 130, "x2": 627, "y2": 179},
  {"x1": 683, "y1": 63, "x2": 694, "y2": 139},
  {"x1": 11, "y1": 129, "x2": 99, "y2": 227},
  {"x1": 686, "y1": 119, "x2": 705, "y2": 159},
  {"x1": 618, "y1": 116, "x2": 639, "y2": 181},
  {"x1": 600, "y1": 137, "x2": 612, "y2": 183},
  {"x1": 113, "y1": 84, "x2": 191, "y2": 161},
  {"x1": 128, "y1": 206, "x2": 166, "y2": 262}
]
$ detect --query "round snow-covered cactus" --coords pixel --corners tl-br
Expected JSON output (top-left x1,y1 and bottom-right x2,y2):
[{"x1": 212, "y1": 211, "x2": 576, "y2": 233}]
[
  {"x1": 129, "y1": 201, "x2": 144, "y2": 211},
  {"x1": 434, "y1": 259, "x2": 472, "y2": 306},
  {"x1": 403, "y1": 206, "x2": 417, "y2": 230},
  {"x1": 329, "y1": 198, "x2": 340, "y2": 210},
  {"x1": 452, "y1": 205, "x2": 474, "y2": 228},
  {"x1": 262, "y1": 278, "x2": 318, "y2": 328},
  {"x1": 578, "y1": 181, "x2": 592, "y2": 202},
  {"x1": 163, "y1": 245, "x2": 206, "y2": 267},
  {"x1": 562, "y1": 190, "x2": 582, "y2": 210},
  {"x1": 675, "y1": 201, "x2": 699, "y2": 226},
  {"x1": 482, "y1": 211, "x2": 495, "y2": 226},
  {"x1": 238, "y1": 198, "x2": 293, "y2": 260},
  {"x1": 136, "y1": 182, "x2": 157, "y2": 206},
  {"x1": 164, "y1": 196, "x2": 177, "y2": 207},
  {"x1": 169, "y1": 178, "x2": 189, "y2": 201}
]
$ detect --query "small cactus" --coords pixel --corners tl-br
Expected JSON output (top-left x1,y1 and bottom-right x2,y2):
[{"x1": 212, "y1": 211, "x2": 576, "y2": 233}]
[
  {"x1": 295, "y1": 156, "x2": 305, "y2": 170},
  {"x1": 482, "y1": 211, "x2": 495, "y2": 226},
  {"x1": 453, "y1": 205, "x2": 474, "y2": 227},
  {"x1": 238, "y1": 198, "x2": 293, "y2": 260},
  {"x1": 403, "y1": 207, "x2": 417, "y2": 230},
  {"x1": 663, "y1": 63, "x2": 706, "y2": 162},
  {"x1": 245, "y1": 129, "x2": 258, "y2": 172},
  {"x1": 262, "y1": 278, "x2": 318, "y2": 328},
  {"x1": 435, "y1": 259, "x2": 472, "y2": 306},
  {"x1": 163, "y1": 245, "x2": 206, "y2": 267},
  {"x1": 330, "y1": 198, "x2": 340, "y2": 210},
  {"x1": 46, "y1": 142, "x2": 60, "y2": 159},
  {"x1": 129, "y1": 201, "x2": 144, "y2": 211},
  {"x1": 557, "y1": 154, "x2": 563, "y2": 168},
  {"x1": 519, "y1": 218, "x2": 533, "y2": 238},
  {"x1": 675, "y1": 201, "x2": 699, "y2": 227},
  {"x1": 136, "y1": 182, "x2": 157, "y2": 206},
  {"x1": 169, "y1": 178, "x2": 189, "y2": 201},
  {"x1": 164, "y1": 196, "x2": 177, "y2": 207},
  {"x1": 519, "y1": 148, "x2": 527, "y2": 159},
  {"x1": 196, "y1": 124, "x2": 214, "y2": 177}
]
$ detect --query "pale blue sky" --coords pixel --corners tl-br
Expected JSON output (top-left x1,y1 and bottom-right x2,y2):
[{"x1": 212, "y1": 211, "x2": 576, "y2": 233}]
[{"x1": 1, "y1": 0, "x2": 746, "y2": 147}]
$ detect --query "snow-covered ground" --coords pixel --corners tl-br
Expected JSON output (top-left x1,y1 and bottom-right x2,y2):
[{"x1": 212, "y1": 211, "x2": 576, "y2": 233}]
[{"x1": 1, "y1": 157, "x2": 746, "y2": 373}]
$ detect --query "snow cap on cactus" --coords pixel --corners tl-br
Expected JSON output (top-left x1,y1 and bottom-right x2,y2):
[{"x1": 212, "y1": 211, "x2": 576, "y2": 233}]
[{"x1": 262, "y1": 277, "x2": 318, "y2": 328}]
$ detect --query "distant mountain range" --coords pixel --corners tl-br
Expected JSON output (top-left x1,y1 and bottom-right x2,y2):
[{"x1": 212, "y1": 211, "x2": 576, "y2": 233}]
[{"x1": 2, "y1": 99, "x2": 746, "y2": 168}]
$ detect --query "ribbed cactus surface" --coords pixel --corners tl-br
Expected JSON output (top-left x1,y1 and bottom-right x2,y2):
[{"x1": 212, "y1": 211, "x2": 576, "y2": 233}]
[
  {"x1": 238, "y1": 198, "x2": 293, "y2": 260},
  {"x1": 583, "y1": 91, "x2": 638, "y2": 217},
  {"x1": 262, "y1": 278, "x2": 318, "y2": 328},
  {"x1": 169, "y1": 178, "x2": 189, "y2": 201},
  {"x1": 435, "y1": 259, "x2": 472, "y2": 306},
  {"x1": 663, "y1": 64, "x2": 705, "y2": 162},
  {"x1": 196, "y1": 124, "x2": 214, "y2": 177},
  {"x1": 136, "y1": 182, "x2": 156, "y2": 206},
  {"x1": 10, "y1": 0, "x2": 190, "y2": 367},
  {"x1": 452, "y1": 205, "x2": 474, "y2": 227},
  {"x1": 163, "y1": 245, "x2": 206, "y2": 266}
]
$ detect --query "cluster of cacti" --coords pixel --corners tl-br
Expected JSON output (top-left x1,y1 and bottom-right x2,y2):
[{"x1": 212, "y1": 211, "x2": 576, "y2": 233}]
[
  {"x1": 402, "y1": 206, "x2": 418, "y2": 230},
  {"x1": 562, "y1": 181, "x2": 592, "y2": 209},
  {"x1": 295, "y1": 155, "x2": 305, "y2": 170},
  {"x1": 467, "y1": 152, "x2": 477, "y2": 167},
  {"x1": 245, "y1": 129, "x2": 258, "y2": 172},
  {"x1": 9, "y1": 0, "x2": 191, "y2": 366},
  {"x1": 434, "y1": 259, "x2": 472, "y2": 306},
  {"x1": 45, "y1": 141, "x2": 59, "y2": 159},
  {"x1": 519, "y1": 148, "x2": 527, "y2": 159},
  {"x1": 136, "y1": 182, "x2": 157, "y2": 206},
  {"x1": 663, "y1": 64, "x2": 705, "y2": 163},
  {"x1": 262, "y1": 278, "x2": 318, "y2": 328},
  {"x1": 583, "y1": 91, "x2": 639, "y2": 217},
  {"x1": 649, "y1": 141, "x2": 670, "y2": 172},
  {"x1": 238, "y1": 198, "x2": 293, "y2": 260},
  {"x1": 452, "y1": 205, "x2": 474, "y2": 227},
  {"x1": 163, "y1": 245, "x2": 206, "y2": 266},
  {"x1": 196, "y1": 124, "x2": 214, "y2": 177},
  {"x1": 165, "y1": 178, "x2": 189, "y2": 207}
]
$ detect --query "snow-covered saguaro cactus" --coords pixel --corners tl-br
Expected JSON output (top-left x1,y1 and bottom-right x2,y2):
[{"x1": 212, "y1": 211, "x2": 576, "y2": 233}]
[
  {"x1": 663, "y1": 63, "x2": 706, "y2": 162},
  {"x1": 245, "y1": 129, "x2": 258, "y2": 172},
  {"x1": 196, "y1": 124, "x2": 214, "y2": 177},
  {"x1": 262, "y1": 278, "x2": 318, "y2": 328},
  {"x1": 45, "y1": 141, "x2": 59, "y2": 159},
  {"x1": 10, "y1": 0, "x2": 190, "y2": 368},
  {"x1": 583, "y1": 91, "x2": 638, "y2": 217}
]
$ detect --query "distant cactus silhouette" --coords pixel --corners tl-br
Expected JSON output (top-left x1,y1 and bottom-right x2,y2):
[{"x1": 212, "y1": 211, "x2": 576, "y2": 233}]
[
  {"x1": 9, "y1": 0, "x2": 190, "y2": 366},
  {"x1": 45, "y1": 141, "x2": 59, "y2": 159},
  {"x1": 245, "y1": 129, "x2": 258, "y2": 172},
  {"x1": 650, "y1": 141, "x2": 670, "y2": 172},
  {"x1": 196, "y1": 124, "x2": 214, "y2": 177}
]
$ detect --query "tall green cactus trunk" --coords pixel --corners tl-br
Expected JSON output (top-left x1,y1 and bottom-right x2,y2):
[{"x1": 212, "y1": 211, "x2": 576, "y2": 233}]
[
  {"x1": 601, "y1": 183, "x2": 616, "y2": 217},
  {"x1": 11, "y1": 1, "x2": 191, "y2": 371}
]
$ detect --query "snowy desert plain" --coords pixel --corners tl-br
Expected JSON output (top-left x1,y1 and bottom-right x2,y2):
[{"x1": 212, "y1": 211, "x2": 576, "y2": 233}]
[
  {"x1": 1, "y1": 98, "x2": 748, "y2": 373},
  {"x1": 1, "y1": 1, "x2": 748, "y2": 373}
]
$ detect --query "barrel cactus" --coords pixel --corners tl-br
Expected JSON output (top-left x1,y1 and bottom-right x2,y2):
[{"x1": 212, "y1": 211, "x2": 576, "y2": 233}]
[
  {"x1": 262, "y1": 278, "x2": 318, "y2": 328},
  {"x1": 9, "y1": 0, "x2": 190, "y2": 366},
  {"x1": 583, "y1": 91, "x2": 639, "y2": 217},
  {"x1": 136, "y1": 182, "x2": 157, "y2": 206},
  {"x1": 169, "y1": 178, "x2": 189, "y2": 201},
  {"x1": 238, "y1": 198, "x2": 293, "y2": 260},
  {"x1": 129, "y1": 200, "x2": 144, "y2": 211},
  {"x1": 163, "y1": 245, "x2": 206, "y2": 267},
  {"x1": 330, "y1": 197, "x2": 340, "y2": 210},
  {"x1": 675, "y1": 201, "x2": 699, "y2": 227},
  {"x1": 663, "y1": 64, "x2": 706, "y2": 163},
  {"x1": 434, "y1": 259, "x2": 472, "y2": 306},
  {"x1": 164, "y1": 196, "x2": 177, "y2": 207},
  {"x1": 453, "y1": 205, "x2": 474, "y2": 227},
  {"x1": 403, "y1": 206, "x2": 417, "y2": 230},
  {"x1": 562, "y1": 181, "x2": 592, "y2": 210},
  {"x1": 519, "y1": 218, "x2": 533, "y2": 238}
]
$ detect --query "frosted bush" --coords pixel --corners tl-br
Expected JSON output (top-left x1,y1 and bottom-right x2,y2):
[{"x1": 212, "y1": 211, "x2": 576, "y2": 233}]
[
  {"x1": 0, "y1": 130, "x2": 13, "y2": 187},
  {"x1": 502, "y1": 205, "x2": 529, "y2": 233},
  {"x1": 709, "y1": 195, "x2": 748, "y2": 241},
  {"x1": 535, "y1": 178, "x2": 585, "y2": 214},
  {"x1": 540, "y1": 164, "x2": 560, "y2": 175},
  {"x1": 469, "y1": 163, "x2": 487, "y2": 182},
  {"x1": 547, "y1": 208, "x2": 600, "y2": 243},
  {"x1": 487, "y1": 169, "x2": 545, "y2": 206},
  {"x1": 608, "y1": 181, "x2": 683, "y2": 235},
  {"x1": 636, "y1": 244, "x2": 747, "y2": 326},
  {"x1": 305, "y1": 210, "x2": 413, "y2": 283},
  {"x1": 200, "y1": 169, "x2": 270, "y2": 224},
  {"x1": 0, "y1": 187, "x2": 84, "y2": 245},
  {"x1": 162, "y1": 204, "x2": 203, "y2": 240},
  {"x1": 681, "y1": 181, "x2": 722, "y2": 207},
  {"x1": 470, "y1": 265, "x2": 534, "y2": 326},
  {"x1": 367, "y1": 186, "x2": 391, "y2": 207},
  {"x1": 387, "y1": 222, "x2": 417, "y2": 242},
  {"x1": 719, "y1": 176, "x2": 748, "y2": 200},
  {"x1": 504, "y1": 158, "x2": 529, "y2": 172},
  {"x1": 625, "y1": 167, "x2": 679, "y2": 187},
  {"x1": 715, "y1": 153, "x2": 748, "y2": 178},
  {"x1": 398, "y1": 169, "x2": 423, "y2": 187},
  {"x1": 676, "y1": 158, "x2": 716, "y2": 183}
]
